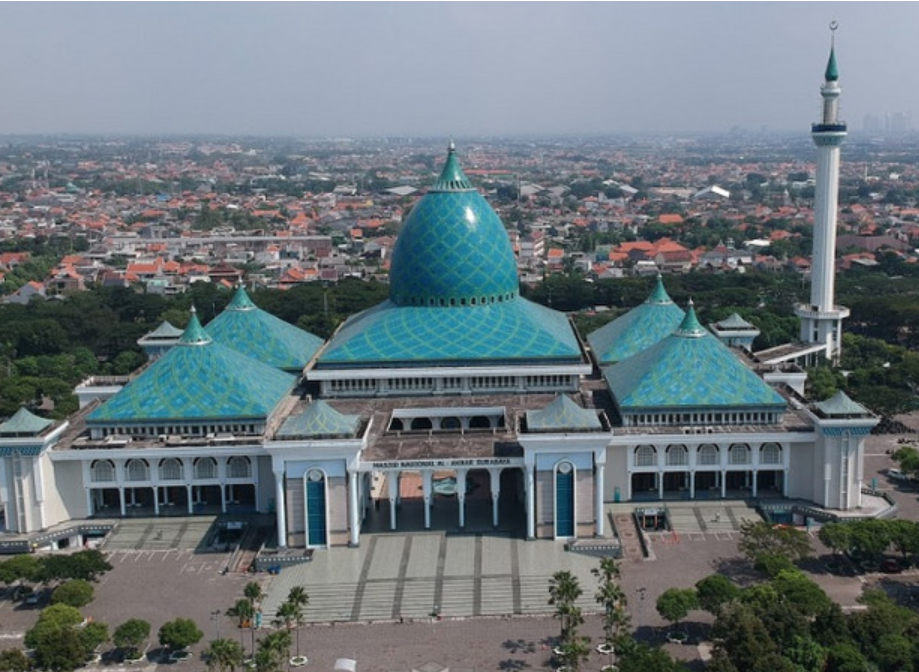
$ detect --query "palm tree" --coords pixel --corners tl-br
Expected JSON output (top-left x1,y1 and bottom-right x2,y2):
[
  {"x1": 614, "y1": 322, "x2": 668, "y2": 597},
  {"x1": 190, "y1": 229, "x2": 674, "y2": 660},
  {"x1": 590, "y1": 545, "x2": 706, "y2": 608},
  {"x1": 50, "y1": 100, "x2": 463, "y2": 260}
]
[
  {"x1": 254, "y1": 631, "x2": 291, "y2": 672},
  {"x1": 283, "y1": 587, "x2": 308, "y2": 656},
  {"x1": 592, "y1": 557, "x2": 629, "y2": 667},
  {"x1": 548, "y1": 570, "x2": 584, "y2": 647},
  {"x1": 226, "y1": 599, "x2": 255, "y2": 630},
  {"x1": 204, "y1": 638, "x2": 245, "y2": 672},
  {"x1": 244, "y1": 582, "x2": 264, "y2": 611}
]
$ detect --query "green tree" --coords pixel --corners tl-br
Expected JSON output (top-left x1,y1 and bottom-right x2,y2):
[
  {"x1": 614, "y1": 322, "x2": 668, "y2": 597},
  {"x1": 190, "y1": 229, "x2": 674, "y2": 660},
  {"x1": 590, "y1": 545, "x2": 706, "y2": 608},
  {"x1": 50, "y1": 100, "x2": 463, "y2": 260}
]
[
  {"x1": 253, "y1": 631, "x2": 291, "y2": 672},
  {"x1": 0, "y1": 649, "x2": 32, "y2": 672},
  {"x1": 244, "y1": 581, "x2": 264, "y2": 610},
  {"x1": 818, "y1": 522, "x2": 853, "y2": 563},
  {"x1": 158, "y1": 618, "x2": 203, "y2": 652},
  {"x1": 203, "y1": 638, "x2": 245, "y2": 672},
  {"x1": 592, "y1": 557, "x2": 629, "y2": 655},
  {"x1": 284, "y1": 586, "x2": 309, "y2": 655},
  {"x1": 694, "y1": 574, "x2": 740, "y2": 615},
  {"x1": 24, "y1": 604, "x2": 88, "y2": 672},
  {"x1": 50, "y1": 580, "x2": 94, "y2": 608},
  {"x1": 226, "y1": 599, "x2": 255, "y2": 629},
  {"x1": 113, "y1": 619, "x2": 150, "y2": 660},
  {"x1": 738, "y1": 520, "x2": 812, "y2": 566},
  {"x1": 655, "y1": 588, "x2": 698, "y2": 634}
]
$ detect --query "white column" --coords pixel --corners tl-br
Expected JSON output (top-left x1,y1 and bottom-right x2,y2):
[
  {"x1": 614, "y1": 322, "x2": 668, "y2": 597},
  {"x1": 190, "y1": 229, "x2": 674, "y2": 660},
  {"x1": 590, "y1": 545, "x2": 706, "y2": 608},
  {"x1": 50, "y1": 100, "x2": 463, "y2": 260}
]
[
  {"x1": 274, "y1": 471, "x2": 286, "y2": 549},
  {"x1": 119, "y1": 488, "x2": 126, "y2": 516},
  {"x1": 153, "y1": 487, "x2": 160, "y2": 516},
  {"x1": 489, "y1": 468, "x2": 501, "y2": 528},
  {"x1": 594, "y1": 463, "x2": 605, "y2": 537},
  {"x1": 689, "y1": 471, "x2": 696, "y2": 500},
  {"x1": 388, "y1": 470, "x2": 398, "y2": 531},
  {"x1": 348, "y1": 471, "x2": 360, "y2": 547},
  {"x1": 220, "y1": 483, "x2": 227, "y2": 514},
  {"x1": 186, "y1": 485, "x2": 194, "y2": 514},
  {"x1": 422, "y1": 471, "x2": 433, "y2": 529},
  {"x1": 85, "y1": 488, "x2": 93, "y2": 517},
  {"x1": 657, "y1": 472, "x2": 664, "y2": 500},
  {"x1": 456, "y1": 469, "x2": 467, "y2": 528},
  {"x1": 526, "y1": 465, "x2": 535, "y2": 539},
  {"x1": 720, "y1": 471, "x2": 727, "y2": 499}
]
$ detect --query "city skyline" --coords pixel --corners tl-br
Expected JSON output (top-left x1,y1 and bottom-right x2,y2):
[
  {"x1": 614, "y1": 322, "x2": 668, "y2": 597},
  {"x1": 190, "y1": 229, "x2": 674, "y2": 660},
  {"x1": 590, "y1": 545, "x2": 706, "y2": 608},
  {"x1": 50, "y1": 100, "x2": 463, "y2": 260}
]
[{"x1": 0, "y1": 3, "x2": 916, "y2": 137}]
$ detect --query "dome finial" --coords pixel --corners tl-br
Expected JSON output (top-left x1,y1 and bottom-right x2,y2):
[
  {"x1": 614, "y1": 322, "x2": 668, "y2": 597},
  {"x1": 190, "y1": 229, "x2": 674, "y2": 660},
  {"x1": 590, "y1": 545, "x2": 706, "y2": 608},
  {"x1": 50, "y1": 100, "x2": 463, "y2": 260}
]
[
  {"x1": 675, "y1": 298, "x2": 706, "y2": 338},
  {"x1": 448, "y1": 138, "x2": 456, "y2": 154},
  {"x1": 430, "y1": 140, "x2": 473, "y2": 192}
]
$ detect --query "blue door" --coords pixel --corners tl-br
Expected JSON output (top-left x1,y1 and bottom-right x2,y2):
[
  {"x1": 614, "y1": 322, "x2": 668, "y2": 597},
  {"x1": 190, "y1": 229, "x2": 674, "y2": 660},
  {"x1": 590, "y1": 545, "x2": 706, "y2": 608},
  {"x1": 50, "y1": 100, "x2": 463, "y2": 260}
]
[
  {"x1": 556, "y1": 467, "x2": 574, "y2": 537},
  {"x1": 306, "y1": 474, "x2": 327, "y2": 547}
]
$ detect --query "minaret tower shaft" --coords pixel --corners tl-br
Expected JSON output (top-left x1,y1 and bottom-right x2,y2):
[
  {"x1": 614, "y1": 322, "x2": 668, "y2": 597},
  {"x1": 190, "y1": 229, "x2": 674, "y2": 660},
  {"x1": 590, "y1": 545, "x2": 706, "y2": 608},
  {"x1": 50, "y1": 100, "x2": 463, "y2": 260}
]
[{"x1": 796, "y1": 23, "x2": 850, "y2": 362}]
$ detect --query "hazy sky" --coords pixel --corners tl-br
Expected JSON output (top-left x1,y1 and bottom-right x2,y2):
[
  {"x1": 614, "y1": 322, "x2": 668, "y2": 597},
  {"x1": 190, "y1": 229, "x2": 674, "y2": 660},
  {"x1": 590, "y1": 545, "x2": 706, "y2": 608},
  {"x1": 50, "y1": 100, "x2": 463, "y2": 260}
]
[{"x1": 0, "y1": 2, "x2": 915, "y2": 137}]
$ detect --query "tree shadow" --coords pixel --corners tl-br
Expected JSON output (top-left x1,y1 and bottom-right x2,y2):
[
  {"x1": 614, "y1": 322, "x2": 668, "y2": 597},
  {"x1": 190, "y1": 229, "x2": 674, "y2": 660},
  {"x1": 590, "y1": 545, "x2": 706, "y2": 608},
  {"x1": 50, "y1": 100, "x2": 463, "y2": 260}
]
[
  {"x1": 710, "y1": 556, "x2": 760, "y2": 586},
  {"x1": 497, "y1": 659, "x2": 531, "y2": 671},
  {"x1": 502, "y1": 639, "x2": 536, "y2": 655}
]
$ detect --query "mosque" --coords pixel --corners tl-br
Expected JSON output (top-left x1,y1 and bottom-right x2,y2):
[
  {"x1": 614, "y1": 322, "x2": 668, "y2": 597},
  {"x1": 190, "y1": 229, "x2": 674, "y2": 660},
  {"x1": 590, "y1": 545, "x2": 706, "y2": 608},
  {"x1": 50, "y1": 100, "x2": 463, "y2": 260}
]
[{"x1": 0, "y1": 42, "x2": 880, "y2": 553}]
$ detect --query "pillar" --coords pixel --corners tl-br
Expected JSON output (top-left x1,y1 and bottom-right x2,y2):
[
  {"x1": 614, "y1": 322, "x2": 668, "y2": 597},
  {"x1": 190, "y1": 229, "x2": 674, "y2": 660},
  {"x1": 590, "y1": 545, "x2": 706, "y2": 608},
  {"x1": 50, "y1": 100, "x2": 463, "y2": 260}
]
[
  {"x1": 422, "y1": 471, "x2": 433, "y2": 529},
  {"x1": 220, "y1": 483, "x2": 227, "y2": 514},
  {"x1": 85, "y1": 488, "x2": 93, "y2": 517},
  {"x1": 489, "y1": 468, "x2": 501, "y2": 528},
  {"x1": 388, "y1": 470, "x2": 398, "y2": 531},
  {"x1": 657, "y1": 472, "x2": 664, "y2": 500},
  {"x1": 187, "y1": 485, "x2": 194, "y2": 514},
  {"x1": 119, "y1": 488, "x2": 126, "y2": 517},
  {"x1": 274, "y1": 471, "x2": 286, "y2": 549},
  {"x1": 594, "y1": 463, "x2": 605, "y2": 537},
  {"x1": 751, "y1": 472, "x2": 758, "y2": 498},
  {"x1": 153, "y1": 487, "x2": 160, "y2": 516},
  {"x1": 349, "y1": 471, "x2": 360, "y2": 547},
  {"x1": 689, "y1": 470, "x2": 696, "y2": 499},
  {"x1": 526, "y1": 465, "x2": 535, "y2": 540},
  {"x1": 720, "y1": 471, "x2": 727, "y2": 499},
  {"x1": 456, "y1": 469, "x2": 467, "y2": 528}
]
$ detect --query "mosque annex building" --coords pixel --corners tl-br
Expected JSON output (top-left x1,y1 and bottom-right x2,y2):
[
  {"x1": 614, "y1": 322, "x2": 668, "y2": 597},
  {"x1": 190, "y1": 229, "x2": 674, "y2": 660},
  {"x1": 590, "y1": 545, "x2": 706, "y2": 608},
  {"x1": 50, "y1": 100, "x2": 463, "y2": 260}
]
[{"x1": 0, "y1": 47, "x2": 880, "y2": 552}]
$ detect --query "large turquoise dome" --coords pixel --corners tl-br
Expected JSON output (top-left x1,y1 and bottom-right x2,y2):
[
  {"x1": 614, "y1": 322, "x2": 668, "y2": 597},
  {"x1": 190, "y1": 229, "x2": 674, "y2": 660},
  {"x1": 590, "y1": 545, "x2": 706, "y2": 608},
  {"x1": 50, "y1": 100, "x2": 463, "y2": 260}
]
[{"x1": 389, "y1": 144, "x2": 519, "y2": 307}]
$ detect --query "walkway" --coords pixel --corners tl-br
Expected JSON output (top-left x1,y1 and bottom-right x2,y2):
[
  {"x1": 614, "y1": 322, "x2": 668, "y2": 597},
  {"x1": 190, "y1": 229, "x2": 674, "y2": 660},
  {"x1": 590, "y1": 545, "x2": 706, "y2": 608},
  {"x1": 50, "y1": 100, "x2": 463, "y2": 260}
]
[{"x1": 262, "y1": 531, "x2": 602, "y2": 624}]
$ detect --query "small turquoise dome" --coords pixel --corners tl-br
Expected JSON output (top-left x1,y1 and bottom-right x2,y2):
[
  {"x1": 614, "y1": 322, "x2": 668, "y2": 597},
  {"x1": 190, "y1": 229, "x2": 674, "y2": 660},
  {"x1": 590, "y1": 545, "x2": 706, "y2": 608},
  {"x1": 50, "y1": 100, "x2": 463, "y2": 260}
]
[{"x1": 389, "y1": 144, "x2": 519, "y2": 308}]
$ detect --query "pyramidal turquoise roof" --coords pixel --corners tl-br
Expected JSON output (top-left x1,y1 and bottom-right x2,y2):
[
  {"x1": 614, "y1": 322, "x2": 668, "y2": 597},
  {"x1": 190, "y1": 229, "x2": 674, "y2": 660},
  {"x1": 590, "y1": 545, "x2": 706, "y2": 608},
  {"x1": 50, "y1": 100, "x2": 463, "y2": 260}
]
[
  {"x1": 526, "y1": 395, "x2": 602, "y2": 432},
  {"x1": 714, "y1": 313, "x2": 756, "y2": 330},
  {"x1": 145, "y1": 321, "x2": 184, "y2": 339},
  {"x1": 814, "y1": 390, "x2": 870, "y2": 417},
  {"x1": 276, "y1": 400, "x2": 361, "y2": 439},
  {"x1": 389, "y1": 144, "x2": 519, "y2": 308},
  {"x1": 205, "y1": 286, "x2": 324, "y2": 372},
  {"x1": 88, "y1": 312, "x2": 296, "y2": 424},
  {"x1": 825, "y1": 47, "x2": 839, "y2": 82},
  {"x1": 587, "y1": 276, "x2": 685, "y2": 365},
  {"x1": 0, "y1": 407, "x2": 53, "y2": 436},
  {"x1": 317, "y1": 297, "x2": 580, "y2": 366},
  {"x1": 603, "y1": 303, "x2": 785, "y2": 411}
]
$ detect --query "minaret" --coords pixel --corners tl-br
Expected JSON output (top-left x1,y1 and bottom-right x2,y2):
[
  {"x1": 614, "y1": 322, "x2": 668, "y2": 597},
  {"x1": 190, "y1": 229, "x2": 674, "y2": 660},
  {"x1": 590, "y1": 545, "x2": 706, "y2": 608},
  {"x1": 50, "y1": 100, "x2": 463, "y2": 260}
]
[{"x1": 796, "y1": 22, "x2": 850, "y2": 363}]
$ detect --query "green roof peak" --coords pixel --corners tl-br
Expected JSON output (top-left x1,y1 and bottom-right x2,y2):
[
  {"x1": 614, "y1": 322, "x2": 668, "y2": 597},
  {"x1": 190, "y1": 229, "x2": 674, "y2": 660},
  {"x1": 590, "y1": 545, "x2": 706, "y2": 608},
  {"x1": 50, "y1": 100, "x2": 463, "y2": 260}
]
[
  {"x1": 825, "y1": 47, "x2": 839, "y2": 82},
  {"x1": 227, "y1": 285, "x2": 257, "y2": 311},
  {"x1": 646, "y1": 275, "x2": 673, "y2": 305},
  {"x1": 179, "y1": 308, "x2": 213, "y2": 346},
  {"x1": 430, "y1": 141, "x2": 474, "y2": 192},
  {"x1": 675, "y1": 300, "x2": 706, "y2": 338}
]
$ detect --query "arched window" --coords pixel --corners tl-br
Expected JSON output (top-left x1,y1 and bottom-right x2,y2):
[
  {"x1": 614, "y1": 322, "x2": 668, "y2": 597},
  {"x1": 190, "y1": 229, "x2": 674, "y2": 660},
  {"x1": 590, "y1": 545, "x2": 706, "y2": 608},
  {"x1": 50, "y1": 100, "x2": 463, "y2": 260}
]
[
  {"x1": 760, "y1": 443, "x2": 782, "y2": 465},
  {"x1": 697, "y1": 444, "x2": 719, "y2": 466},
  {"x1": 227, "y1": 456, "x2": 251, "y2": 479},
  {"x1": 440, "y1": 417, "x2": 461, "y2": 430},
  {"x1": 469, "y1": 416, "x2": 491, "y2": 429},
  {"x1": 159, "y1": 458, "x2": 184, "y2": 481},
  {"x1": 410, "y1": 417, "x2": 433, "y2": 431},
  {"x1": 634, "y1": 445, "x2": 657, "y2": 467},
  {"x1": 91, "y1": 459, "x2": 115, "y2": 483},
  {"x1": 729, "y1": 444, "x2": 751, "y2": 465},
  {"x1": 665, "y1": 444, "x2": 688, "y2": 466},
  {"x1": 125, "y1": 459, "x2": 149, "y2": 482},
  {"x1": 389, "y1": 418, "x2": 404, "y2": 432},
  {"x1": 194, "y1": 457, "x2": 217, "y2": 480}
]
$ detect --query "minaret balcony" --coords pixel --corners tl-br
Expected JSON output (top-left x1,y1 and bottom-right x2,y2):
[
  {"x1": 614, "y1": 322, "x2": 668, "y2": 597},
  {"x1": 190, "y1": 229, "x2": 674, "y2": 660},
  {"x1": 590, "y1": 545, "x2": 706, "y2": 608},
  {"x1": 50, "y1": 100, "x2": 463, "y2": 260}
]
[
  {"x1": 795, "y1": 304, "x2": 850, "y2": 320},
  {"x1": 812, "y1": 123, "x2": 847, "y2": 133}
]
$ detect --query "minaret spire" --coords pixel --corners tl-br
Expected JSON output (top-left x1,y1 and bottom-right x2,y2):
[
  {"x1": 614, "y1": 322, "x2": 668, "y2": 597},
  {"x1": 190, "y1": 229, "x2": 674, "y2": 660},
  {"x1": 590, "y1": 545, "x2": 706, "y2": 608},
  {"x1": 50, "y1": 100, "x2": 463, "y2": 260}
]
[{"x1": 795, "y1": 22, "x2": 850, "y2": 363}]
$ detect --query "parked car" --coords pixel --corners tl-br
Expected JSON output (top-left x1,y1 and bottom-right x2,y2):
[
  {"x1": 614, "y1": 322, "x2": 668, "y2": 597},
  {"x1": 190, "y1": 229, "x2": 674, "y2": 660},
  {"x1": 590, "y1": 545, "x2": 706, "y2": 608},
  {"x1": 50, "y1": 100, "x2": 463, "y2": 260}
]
[{"x1": 887, "y1": 468, "x2": 912, "y2": 483}]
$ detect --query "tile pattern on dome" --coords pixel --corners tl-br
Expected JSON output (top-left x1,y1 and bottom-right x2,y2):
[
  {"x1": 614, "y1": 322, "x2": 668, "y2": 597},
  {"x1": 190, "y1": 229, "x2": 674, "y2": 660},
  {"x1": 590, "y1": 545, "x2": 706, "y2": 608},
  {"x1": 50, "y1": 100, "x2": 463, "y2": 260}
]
[
  {"x1": 588, "y1": 301, "x2": 685, "y2": 365},
  {"x1": 88, "y1": 341, "x2": 295, "y2": 423},
  {"x1": 318, "y1": 297, "x2": 581, "y2": 365},
  {"x1": 604, "y1": 331, "x2": 785, "y2": 410},
  {"x1": 206, "y1": 305, "x2": 323, "y2": 371},
  {"x1": 389, "y1": 191, "x2": 519, "y2": 306}
]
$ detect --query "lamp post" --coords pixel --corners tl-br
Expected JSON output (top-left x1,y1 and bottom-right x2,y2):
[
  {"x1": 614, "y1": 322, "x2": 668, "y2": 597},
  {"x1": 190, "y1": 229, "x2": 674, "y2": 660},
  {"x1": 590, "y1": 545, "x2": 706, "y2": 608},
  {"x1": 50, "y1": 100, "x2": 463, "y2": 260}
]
[
  {"x1": 211, "y1": 609, "x2": 221, "y2": 640},
  {"x1": 636, "y1": 587, "x2": 647, "y2": 633}
]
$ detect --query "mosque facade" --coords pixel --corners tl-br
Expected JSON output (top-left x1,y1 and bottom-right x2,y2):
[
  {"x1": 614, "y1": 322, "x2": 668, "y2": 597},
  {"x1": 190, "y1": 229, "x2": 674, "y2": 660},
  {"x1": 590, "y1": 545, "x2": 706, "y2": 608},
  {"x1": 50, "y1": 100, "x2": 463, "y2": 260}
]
[{"x1": 0, "y1": 45, "x2": 880, "y2": 553}]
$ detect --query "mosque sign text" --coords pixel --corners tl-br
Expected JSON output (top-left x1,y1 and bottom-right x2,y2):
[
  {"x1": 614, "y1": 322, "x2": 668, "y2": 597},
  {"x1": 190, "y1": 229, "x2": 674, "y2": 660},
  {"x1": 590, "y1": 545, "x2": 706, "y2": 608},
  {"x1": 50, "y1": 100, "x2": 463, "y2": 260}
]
[{"x1": 366, "y1": 457, "x2": 521, "y2": 471}]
